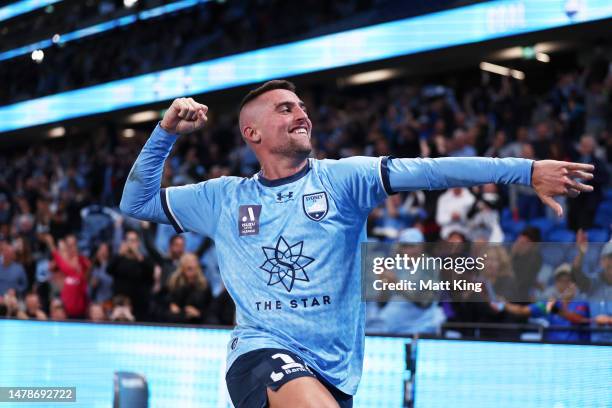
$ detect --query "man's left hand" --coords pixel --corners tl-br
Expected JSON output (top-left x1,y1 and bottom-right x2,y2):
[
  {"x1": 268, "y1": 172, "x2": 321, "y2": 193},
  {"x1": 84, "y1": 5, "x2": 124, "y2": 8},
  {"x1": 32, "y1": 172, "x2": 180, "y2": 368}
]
[{"x1": 532, "y1": 160, "x2": 594, "y2": 217}]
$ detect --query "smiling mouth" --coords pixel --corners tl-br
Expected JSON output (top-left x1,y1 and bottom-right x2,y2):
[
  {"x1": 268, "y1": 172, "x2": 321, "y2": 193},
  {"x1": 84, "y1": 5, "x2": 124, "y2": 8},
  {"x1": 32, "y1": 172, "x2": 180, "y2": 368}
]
[{"x1": 289, "y1": 127, "x2": 309, "y2": 135}]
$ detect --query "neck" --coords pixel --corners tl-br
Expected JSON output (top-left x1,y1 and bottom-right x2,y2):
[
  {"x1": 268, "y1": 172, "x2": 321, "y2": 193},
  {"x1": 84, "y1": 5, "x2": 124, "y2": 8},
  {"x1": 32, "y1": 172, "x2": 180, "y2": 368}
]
[{"x1": 260, "y1": 156, "x2": 308, "y2": 180}]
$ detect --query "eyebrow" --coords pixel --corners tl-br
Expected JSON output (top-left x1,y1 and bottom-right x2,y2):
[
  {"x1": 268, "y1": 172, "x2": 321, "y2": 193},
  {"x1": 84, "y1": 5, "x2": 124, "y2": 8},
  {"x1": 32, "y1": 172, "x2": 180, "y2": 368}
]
[{"x1": 274, "y1": 100, "x2": 306, "y2": 110}]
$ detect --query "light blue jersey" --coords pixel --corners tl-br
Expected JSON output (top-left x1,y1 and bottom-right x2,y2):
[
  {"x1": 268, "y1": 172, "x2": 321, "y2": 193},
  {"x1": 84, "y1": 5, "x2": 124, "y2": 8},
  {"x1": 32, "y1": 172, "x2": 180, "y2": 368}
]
[{"x1": 120, "y1": 124, "x2": 533, "y2": 394}]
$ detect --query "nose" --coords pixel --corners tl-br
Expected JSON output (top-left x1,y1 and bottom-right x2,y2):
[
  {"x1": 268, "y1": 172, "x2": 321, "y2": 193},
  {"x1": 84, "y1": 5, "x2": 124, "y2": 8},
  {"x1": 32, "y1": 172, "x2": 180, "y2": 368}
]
[{"x1": 294, "y1": 105, "x2": 308, "y2": 121}]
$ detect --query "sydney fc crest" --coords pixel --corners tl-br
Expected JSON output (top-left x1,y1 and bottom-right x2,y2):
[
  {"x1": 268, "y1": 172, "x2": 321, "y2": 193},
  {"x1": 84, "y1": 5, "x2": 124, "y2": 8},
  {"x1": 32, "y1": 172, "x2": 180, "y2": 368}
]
[{"x1": 302, "y1": 192, "x2": 328, "y2": 221}]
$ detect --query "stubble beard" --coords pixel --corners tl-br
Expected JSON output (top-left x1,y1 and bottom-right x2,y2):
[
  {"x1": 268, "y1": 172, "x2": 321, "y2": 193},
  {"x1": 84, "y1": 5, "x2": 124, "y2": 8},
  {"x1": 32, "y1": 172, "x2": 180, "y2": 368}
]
[{"x1": 270, "y1": 137, "x2": 312, "y2": 160}]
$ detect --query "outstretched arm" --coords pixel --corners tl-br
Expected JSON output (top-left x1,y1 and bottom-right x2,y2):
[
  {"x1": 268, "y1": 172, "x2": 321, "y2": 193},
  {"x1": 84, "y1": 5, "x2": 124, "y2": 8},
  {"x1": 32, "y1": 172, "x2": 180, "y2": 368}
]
[
  {"x1": 388, "y1": 157, "x2": 594, "y2": 217},
  {"x1": 119, "y1": 98, "x2": 208, "y2": 224}
]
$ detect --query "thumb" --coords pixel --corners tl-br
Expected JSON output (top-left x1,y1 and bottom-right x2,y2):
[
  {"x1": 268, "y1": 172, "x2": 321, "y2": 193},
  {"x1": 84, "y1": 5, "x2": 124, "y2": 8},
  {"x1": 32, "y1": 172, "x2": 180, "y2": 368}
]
[{"x1": 539, "y1": 194, "x2": 563, "y2": 218}]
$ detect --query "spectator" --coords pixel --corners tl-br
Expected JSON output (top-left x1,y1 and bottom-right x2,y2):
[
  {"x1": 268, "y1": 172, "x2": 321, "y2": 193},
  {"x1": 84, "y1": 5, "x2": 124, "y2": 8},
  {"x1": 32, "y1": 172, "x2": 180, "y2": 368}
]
[
  {"x1": 166, "y1": 253, "x2": 213, "y2": 324},
  {"x1": 49, "y1": 298, "x2": 67, "y2": 320},
  {"x1": 0, "y1": 240, "x2": 28, "y2": 296},
  {"x1": 1, "y1": 288, "x2": 23, "y2": 318},
  {"x1": 108, "y1": 230, "x2": 154, "y2": 321},
  {"x1": 22, "y1": 292, "x2": 47, "y2": 320},
  {"x1": 511, "y1": 227, "x2": 542, "y2": 301},
  {"x1": 567, "y1": 134, "x2": 609, "y2": 230},
  {"x1": 88, "y1": 303, "x2": 108, "y2": 322},
  {"x1": 42, "y1": 234, "x2": 90, "y2": 318},
  {"x1": 500, "y1": 126, "x2": 530, "y2": 158},
  {"x1": 480, "y1": 246, "x2": 518, "y2": 302},
  {"x1": 573, "y1": 240, "x2": 612, "y2": 343},
  {"x1": 142, "y1": 221, "x2": 185, "y2": 290},
  {"x1": 13, "y1": 236, "x2": 35, "y2": 292},
  {"x1": 435, "y1": 188, "x2": 475, "y2": 228},
  {"x1": 89, "y1": 242, "x2": 114, "y2": 304},
  {"x1": 504, "y1": 264, "x2": 590, "y2": 342},
  {"x1": 466, "y1": 184, "x2": 504, "y2": 243},
  {"x1": 110, "y1": 295, "x2": 135, "y2": 322}
]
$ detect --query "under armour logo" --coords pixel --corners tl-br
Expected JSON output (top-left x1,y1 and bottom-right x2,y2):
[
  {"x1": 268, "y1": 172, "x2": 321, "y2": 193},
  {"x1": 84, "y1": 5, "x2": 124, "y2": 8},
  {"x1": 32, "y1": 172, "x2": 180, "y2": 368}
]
[{"x1": 276, "y1": 191, "x2": 294, "y2": 203}]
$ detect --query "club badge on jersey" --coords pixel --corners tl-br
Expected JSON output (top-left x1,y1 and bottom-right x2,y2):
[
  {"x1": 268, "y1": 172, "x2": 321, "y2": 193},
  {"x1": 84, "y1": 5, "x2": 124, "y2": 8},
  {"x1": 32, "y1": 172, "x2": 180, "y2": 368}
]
[{"x1": 302, "y1": 192, "x2": 328, "y2": 221}]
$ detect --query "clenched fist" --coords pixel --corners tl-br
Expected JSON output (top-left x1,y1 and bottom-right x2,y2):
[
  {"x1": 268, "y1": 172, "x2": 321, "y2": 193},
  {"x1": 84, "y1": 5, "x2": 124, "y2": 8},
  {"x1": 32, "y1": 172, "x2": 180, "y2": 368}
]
[{"x1": 160, "y1": 97, "x2": 208, "y2": 135}]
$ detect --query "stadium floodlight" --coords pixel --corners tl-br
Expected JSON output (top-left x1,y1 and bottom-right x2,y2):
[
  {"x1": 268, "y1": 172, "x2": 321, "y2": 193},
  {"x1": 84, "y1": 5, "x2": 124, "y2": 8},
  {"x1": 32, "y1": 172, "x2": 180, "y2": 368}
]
[
  {"x1": 47, "y1": 126, "x2": 65, "y2": 138},
  {"x1": 535, "y1": 52, "x2": 550, "y2": 63},
  {"x1": 479, "y1": 62, "x2": 524, "y2": 80},
  {"x1": 122, "y1": 128, "x2": 136, "y2": 138},
  {"x1": 125, "y1": 110, "x2": 160, "y2": 124},
  {"x1": 30, "y1": 49, "x2": 44, "y2": 63},
  {"x1": 342, "y1": 69, "x2": 402, "y2": 86}
]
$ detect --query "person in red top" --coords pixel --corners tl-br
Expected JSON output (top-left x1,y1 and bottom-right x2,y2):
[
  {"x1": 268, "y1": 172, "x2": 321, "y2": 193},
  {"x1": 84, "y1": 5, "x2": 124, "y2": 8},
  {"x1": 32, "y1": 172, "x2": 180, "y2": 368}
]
[{"x1": 43, "y1": 234, "x2": 90, "y2": 318}]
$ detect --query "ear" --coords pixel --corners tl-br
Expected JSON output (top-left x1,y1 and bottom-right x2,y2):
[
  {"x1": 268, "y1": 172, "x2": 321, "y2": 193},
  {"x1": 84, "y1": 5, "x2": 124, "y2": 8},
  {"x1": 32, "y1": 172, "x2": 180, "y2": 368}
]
[{"x1": 243, "y1": 126, "x2": 261, "y2": 144}]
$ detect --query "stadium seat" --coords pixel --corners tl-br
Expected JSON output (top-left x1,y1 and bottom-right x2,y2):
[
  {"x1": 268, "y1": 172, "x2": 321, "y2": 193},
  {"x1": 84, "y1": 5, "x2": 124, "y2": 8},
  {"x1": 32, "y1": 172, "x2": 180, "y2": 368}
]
[
  {"x1": 546, "y1": 229, "x2": 575, "y2": 243},
  {"x1": 500, "y1": 208, "x2": 513, "y2": 224},
  {"x1": 594, "y1": 203, "x2": 612, "y2": 228},
  {"x1": 528, "y1": 217, "x2": 555, "y2": 237},
  {"x1": 586, "y1": 228, "x2": 610, "y2": 243},
  {"x1": 503, "y1": 220, "x2": 527, "y2": 236},
  {"x1": 503, "y1": 232, "x2": 517, "y2": 243}
]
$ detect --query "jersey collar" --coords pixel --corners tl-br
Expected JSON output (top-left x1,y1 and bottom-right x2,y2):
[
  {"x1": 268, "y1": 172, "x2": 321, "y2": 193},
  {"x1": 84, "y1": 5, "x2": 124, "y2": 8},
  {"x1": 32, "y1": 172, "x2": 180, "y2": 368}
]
[{"x1": 256, "y1": 159, "x2": 311, "y2": 187}]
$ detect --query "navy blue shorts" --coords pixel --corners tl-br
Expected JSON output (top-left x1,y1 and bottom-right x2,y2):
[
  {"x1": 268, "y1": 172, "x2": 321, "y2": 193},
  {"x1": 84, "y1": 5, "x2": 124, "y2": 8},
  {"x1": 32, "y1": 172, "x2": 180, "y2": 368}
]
[{"x1": 226, "y1": 348, "x2": 353, "y2": 408}]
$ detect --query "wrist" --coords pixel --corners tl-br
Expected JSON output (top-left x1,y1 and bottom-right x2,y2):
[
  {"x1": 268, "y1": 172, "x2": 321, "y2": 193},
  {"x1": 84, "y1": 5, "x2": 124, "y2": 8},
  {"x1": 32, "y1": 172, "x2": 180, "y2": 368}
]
[{"x1": 159, "y1": 120, "x2": 174, "y2": 134}]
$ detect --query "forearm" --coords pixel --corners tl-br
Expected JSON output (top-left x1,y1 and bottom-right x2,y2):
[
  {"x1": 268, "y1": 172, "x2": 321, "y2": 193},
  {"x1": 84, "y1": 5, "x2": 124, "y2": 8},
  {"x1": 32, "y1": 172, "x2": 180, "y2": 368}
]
[
  {"x1": 557, "y1": 308, "x2": 590, "y2": 324},
  {"x1": 120, "y1": 123, "x2": 178, "y2": 223},
  {"x1": 142, "y1": 225, "x2": 164, "y2": 263},
  {"x1": 504, "y1": 302, "x2": 532, "y2": 317},
  {"x1": 571, "y1": 261, "x2": 591, "y2": 294},
  {"x1": 388, "y1": 157, "x2": 533, "y2": 192}
]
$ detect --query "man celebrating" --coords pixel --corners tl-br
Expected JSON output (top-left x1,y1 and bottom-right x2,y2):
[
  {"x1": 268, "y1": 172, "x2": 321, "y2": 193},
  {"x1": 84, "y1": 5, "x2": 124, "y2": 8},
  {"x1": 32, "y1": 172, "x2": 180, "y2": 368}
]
[{"x1": 120, "y1": 80, "x2": 594, "y2": 407}]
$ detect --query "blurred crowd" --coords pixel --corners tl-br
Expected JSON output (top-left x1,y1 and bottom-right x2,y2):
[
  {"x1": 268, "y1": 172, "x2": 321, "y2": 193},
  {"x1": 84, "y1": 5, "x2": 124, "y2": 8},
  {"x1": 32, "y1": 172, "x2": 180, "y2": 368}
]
[
  {"x1": 0, "y1": 0, "x2": 481, "y2": 106},
  {"x1": 1, "y1": 30, "x2": 611, "y2": 342},
  {"x1": 0, "y1": 0, "x2": 385, "y2": 105}
]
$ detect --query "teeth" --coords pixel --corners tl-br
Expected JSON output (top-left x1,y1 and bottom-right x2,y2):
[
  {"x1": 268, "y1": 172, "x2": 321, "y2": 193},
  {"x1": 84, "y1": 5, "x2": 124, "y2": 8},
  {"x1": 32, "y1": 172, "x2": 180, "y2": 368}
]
[{"x1": 293, "y1": 128, "x2": 307, "y2": 134}]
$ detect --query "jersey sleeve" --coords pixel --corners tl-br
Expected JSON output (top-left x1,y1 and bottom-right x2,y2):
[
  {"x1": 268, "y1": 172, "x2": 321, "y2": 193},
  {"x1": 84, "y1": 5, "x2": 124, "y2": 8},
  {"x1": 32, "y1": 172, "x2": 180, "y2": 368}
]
[
  {"x1": 161, "y1": 177, "x2": 227, "y2": 237},
  {"x1": 120, "y1": 123, "x2": 179, "y2": 225},
  {"x1": 388, "y1": 156, "x2": 533, "y2": 192},
  {"x1": 321, "y1": 156, "x2": 392, "y2": 213}
]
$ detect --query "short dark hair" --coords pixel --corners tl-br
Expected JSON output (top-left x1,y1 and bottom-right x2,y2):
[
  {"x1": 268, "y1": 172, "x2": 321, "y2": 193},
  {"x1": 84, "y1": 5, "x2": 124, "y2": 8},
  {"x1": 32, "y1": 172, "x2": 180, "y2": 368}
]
[
  {"x1": 239, "y1": 80, "x2": 296, "y2": 112},
  {"x1": 519, "y1": 226, "x2": 541, "y2": 242},
  {"x1": 169, "y1": 234, "x2": 184, "y2": 245}
]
